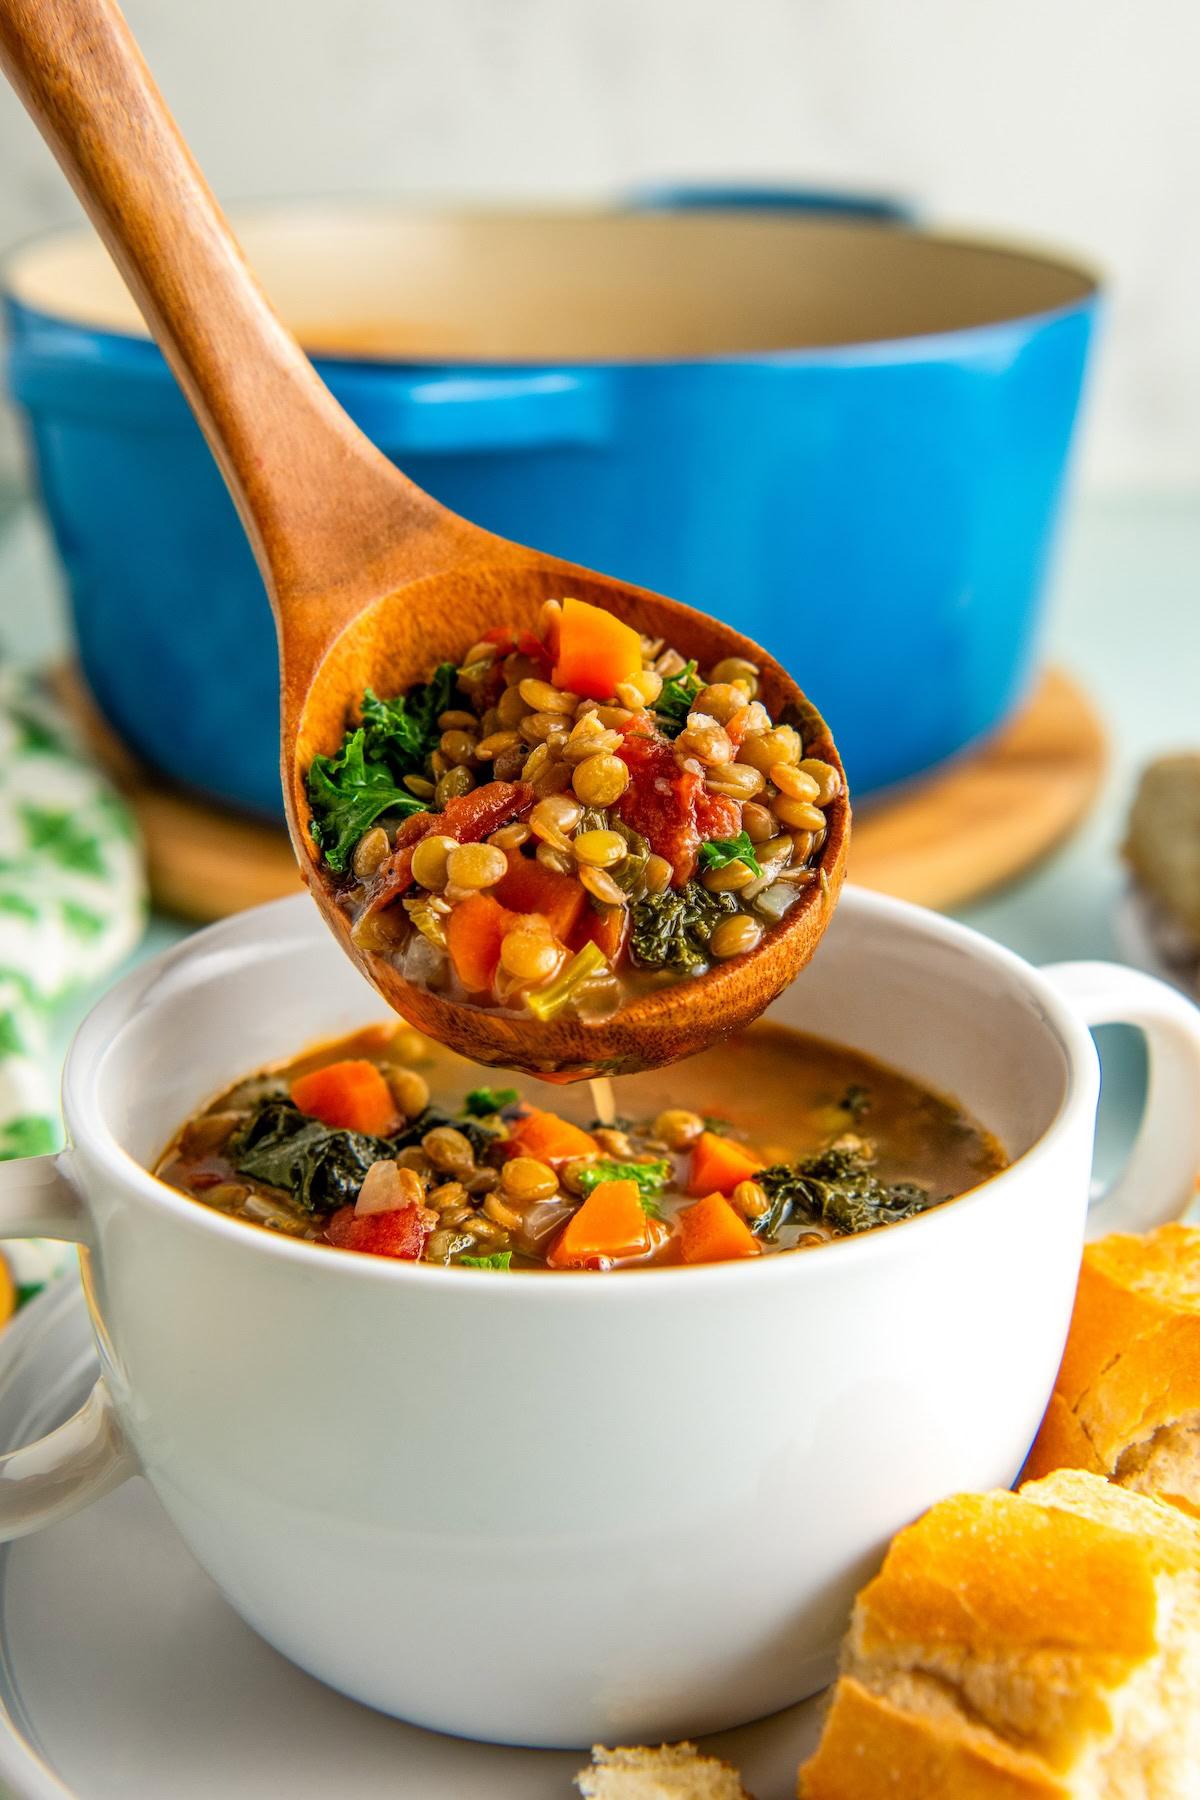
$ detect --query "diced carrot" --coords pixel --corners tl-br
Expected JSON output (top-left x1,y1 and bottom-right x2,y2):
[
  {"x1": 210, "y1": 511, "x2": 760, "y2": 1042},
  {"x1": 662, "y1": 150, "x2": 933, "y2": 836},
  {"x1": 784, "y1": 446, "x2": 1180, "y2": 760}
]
[
  {"x1": 678, "y1": 1193, "x2": 762, "y2": 1264},
  {"x1": 445, "y1": 892, "x2": 519, "y2": 994},
  {"x1": 291, "y1": 1060, "x2": 399, "y2": 1136},
  {"x1": 493, "y1": 851, "x2": 588, "y2": 943},
  {"x1": 507, "y1": 1108, "x2": 598, "y2": 1163},
  {"x1": 573, "y1": 901, "x2": 629, "y2": 965},
  {"x1": 686, "y1": 1130, "x2": 764, "y2": 1196},
  {"x1": 546, "y1": 1179, "x2": 651, "y2": 1268},
  {"x1": 552, "y1": 598, "x2": 643, "y2": 701}
]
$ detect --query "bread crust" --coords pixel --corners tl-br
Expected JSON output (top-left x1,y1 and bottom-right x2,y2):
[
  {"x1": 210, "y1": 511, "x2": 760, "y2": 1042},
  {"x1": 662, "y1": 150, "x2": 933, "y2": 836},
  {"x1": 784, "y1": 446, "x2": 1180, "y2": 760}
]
[
  {"x1": 798, "y1": 1472, "x2": 1200, "y2": 1800},
  {"x1": 1022, "y1": 1225, "x2": 1200, "y2": 1507},
  {"x1": 799, "y1": 1677, "x2": 1067, "y2": 1799}
]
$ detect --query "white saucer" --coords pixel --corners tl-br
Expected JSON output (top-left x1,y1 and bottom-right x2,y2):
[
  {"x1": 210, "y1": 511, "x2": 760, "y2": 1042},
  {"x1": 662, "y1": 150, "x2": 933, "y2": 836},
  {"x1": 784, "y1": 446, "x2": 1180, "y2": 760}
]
[{"x1": 0, "y1": 1275, "x2": 823, "y2": 1799}]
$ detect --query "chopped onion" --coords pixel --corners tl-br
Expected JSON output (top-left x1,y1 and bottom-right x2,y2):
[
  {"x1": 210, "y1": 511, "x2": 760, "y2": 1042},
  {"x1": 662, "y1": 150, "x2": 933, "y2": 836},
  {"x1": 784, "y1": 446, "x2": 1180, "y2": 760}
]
[{"x1": 355, "y1": 1159, "x2": 409, "y2": 1217}]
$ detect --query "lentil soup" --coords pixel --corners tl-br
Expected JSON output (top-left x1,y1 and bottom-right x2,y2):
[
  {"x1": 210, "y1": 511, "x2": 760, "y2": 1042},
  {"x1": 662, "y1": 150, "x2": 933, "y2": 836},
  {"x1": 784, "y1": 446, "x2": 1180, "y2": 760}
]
[
  {"x1": 155, "y1": 1020, "x2": 1006, "y2": 1271},
  {"x1": 304, "y1": 596, "x2": 843, "y2": 1024}
]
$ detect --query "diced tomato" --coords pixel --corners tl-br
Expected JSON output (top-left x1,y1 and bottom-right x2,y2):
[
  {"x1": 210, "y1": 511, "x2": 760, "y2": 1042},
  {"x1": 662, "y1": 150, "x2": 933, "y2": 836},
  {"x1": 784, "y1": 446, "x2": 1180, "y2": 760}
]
[
  {"x1": 615, "y1": 730, "x2": 702, "y2": 885},
  {"x1": 693, "y1": 788, "x2": 741, "y2": 843},
  {"x1": 439, "y1": 782, "x2": 535, "y2": 844},
  {"x1": 356, "y1": 782, "x2": 533, "y2": 924},
  {"x1": 291, "y1": 1060, "x2": 399, "y2": 1136},
  {"x1": 493, "y1": 851, "x2": 588, "y2": 943},
  {"x1": 326, "y1": 1201, "x2": 431, "y2": 1260},
  {"x1": 480, "y1": 625, "x2": 553, "y2": 671}
]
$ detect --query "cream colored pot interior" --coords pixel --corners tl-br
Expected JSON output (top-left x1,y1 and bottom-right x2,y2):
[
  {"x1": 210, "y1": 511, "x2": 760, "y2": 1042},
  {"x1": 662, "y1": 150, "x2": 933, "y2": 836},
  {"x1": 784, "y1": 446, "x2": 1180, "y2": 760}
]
[{"x1": 7, "y1": 206, "x2": 1097, "y2": 363}]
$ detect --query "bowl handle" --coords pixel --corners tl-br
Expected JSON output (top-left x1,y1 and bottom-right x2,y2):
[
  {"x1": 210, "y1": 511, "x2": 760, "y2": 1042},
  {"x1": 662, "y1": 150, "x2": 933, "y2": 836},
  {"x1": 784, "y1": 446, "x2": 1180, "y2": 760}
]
[
  {"x1": 0, "y1": 1153, "x2": 134, "y2": 1540},
  {"x1": 1041, "y1": 961, "x2": 1200, "y2": 1236}
]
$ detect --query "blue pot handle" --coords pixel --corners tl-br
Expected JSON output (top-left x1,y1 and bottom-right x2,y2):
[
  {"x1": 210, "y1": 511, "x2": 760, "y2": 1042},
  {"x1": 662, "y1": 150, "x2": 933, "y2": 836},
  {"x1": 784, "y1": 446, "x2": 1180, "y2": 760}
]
[
  {"x1": 324, "y1": 365, "x2": 611, "y2": 457},
  {"x1": 4, "y1": 303, "x2": 611, "y2": 455},
  {"x1": 624, "y1": 182, "x2": 914, "y2": 224}
]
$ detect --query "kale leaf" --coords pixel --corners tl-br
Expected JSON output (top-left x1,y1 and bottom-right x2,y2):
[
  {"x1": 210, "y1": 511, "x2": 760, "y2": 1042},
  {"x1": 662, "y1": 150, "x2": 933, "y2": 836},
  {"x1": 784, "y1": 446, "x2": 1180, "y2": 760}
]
[
  {"x1": 306, "y1": 730, "x2": 426, "y2": 874},
  {"x1": 391, "y1": 1106, "x2": 497, "y2": 1159},
  {"x1": 459, "y1": 1250, "x2": 513, "y2": 1270},
  {"x1": 653, "y1": 660, "x2": 703, "y2": 737},
  {"x1": 754, "y1": 1148, "x2": 937, "y2": 1240},
  {"x1": 462, "y1": 1086, "x2": 519, "y2": 1118},
  {"x1": 698, "y1": 830, "x2": 762, "y2": 879},
  {"x1": 629, "y1": 880, "x2": 737, "y2": 971},
  {"x1": 231, "y1": 1099, "x2": 393, "y2": 1216},
  {"x1": 575, "y1": 1158, "x2": 670, "y2": 1218},
  {"x1": 361, "y1": 664, "x2": 456, "y2": 778}
]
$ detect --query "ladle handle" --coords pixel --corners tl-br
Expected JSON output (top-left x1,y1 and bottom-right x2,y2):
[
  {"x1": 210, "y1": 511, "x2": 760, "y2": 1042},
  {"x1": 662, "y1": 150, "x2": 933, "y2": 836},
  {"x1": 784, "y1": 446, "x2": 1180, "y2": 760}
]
[{"x1": 0, "y1": 0, "x2": 435, "y2": 606}]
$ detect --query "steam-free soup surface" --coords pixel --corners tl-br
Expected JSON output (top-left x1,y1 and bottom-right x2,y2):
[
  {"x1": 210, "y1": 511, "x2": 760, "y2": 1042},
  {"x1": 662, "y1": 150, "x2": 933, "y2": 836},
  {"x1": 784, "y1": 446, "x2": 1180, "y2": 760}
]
[{"x1": 155, "y1": 1021, "x2": 1006, "y2": 1271}]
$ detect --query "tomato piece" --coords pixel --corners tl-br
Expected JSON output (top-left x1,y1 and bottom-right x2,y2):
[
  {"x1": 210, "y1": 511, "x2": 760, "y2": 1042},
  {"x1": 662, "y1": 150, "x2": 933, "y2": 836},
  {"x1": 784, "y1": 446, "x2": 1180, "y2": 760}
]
[
  {"x1": 693, "y1": 788, "x2": 741, "y2": 844},
  {"x1": 356, "y1": 782, "x2": 533, "y2": 926},
  {"x1": 326, "y1": 1201, "x2": 431, "y2": 1260},
  {"x1": 615, "y1": 730, "x2": 702, "y2": 885}
]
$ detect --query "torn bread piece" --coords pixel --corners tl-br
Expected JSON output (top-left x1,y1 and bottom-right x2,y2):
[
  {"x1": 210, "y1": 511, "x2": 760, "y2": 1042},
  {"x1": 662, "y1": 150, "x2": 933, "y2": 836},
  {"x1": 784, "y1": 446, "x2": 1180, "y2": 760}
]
[
  {"x1": 576, "y1": 1741, "x2": 752, "y2": 1799},
  {"x1": 1022, "y1": 1223, "x2": 1200, "y2": 1516},
  {"x1": 798, "y1": 1469, "x2": 1200, "y2": 1798}
]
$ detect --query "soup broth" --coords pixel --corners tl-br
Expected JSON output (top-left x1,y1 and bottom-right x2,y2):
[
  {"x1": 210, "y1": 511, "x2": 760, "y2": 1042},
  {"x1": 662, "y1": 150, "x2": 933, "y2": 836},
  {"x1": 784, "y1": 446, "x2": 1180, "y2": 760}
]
[{"x1": 155, "y1": 1021, "x2": 1006, "y2": 1271}]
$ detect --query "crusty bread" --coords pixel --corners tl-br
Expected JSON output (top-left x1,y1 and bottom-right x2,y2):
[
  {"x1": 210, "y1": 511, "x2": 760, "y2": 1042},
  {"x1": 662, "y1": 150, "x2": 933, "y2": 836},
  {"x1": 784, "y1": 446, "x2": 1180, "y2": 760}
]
[
  {"x1": 576, "y1": 1742, "x2": 752, "y2": 1799},
  {"x1": 1124, "y1": 754, "x2": 1200, "y2": 941},
  {"x1": 1022, "y1": 1224, "x2": 1200, "y2": 1516},
  {"x1": 798, "y1": 1469, "x2": 1200, "y2": 1798}
]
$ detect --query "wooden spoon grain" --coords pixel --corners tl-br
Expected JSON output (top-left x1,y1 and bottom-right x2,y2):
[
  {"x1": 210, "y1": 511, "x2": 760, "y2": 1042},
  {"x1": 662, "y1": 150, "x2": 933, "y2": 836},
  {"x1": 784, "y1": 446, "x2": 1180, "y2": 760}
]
[{"x1": 0, "y1": 0, "x2": 848, "y2": 1078}]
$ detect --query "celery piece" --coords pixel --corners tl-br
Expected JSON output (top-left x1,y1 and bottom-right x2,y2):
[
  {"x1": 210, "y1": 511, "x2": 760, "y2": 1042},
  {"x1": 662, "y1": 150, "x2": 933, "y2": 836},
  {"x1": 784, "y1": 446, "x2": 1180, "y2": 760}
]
[{"x1": 526, "y1": 941, "x2": 608, "y2": 1022}]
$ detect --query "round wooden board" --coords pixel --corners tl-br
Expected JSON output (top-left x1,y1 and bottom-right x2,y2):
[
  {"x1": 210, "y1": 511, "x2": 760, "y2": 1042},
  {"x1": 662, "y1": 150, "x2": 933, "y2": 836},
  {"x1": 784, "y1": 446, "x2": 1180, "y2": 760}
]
[{"x1": 54, "y1": 665, "x2": 1105, "y2": 924}]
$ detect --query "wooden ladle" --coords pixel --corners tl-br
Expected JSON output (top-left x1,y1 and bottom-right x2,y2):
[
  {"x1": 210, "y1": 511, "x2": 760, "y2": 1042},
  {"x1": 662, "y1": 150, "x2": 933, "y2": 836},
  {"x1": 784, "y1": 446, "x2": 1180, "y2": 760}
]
[{"x1": 0, "y1": 0, "x2": 849, "y2": 1079}]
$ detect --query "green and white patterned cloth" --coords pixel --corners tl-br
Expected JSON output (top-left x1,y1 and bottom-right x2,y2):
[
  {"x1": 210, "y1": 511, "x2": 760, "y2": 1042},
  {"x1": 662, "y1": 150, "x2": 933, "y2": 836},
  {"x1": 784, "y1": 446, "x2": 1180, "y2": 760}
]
[{"x1": 0, "y1": 668, "x2": 146, "y2": 1303}]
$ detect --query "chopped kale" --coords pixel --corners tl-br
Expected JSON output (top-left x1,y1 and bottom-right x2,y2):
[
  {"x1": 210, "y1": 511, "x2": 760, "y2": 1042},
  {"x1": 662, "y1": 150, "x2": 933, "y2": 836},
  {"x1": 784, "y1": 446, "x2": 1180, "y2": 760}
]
[
  {"x1": 360, "y1": 664, "x2": 456, "y2": 779},
  {"x1": 840, "y1": 1083, "x2": 872, "y2": 1122},
  {"x1": 653, "y1": 660, "x2": 703, "y2": 737},
  {"x1": 698, "y1": 830, "x2": 762, "y2": 880},
  {"x1": 629, "y1": 880, "x2": 737, "y2": 972},
  {"x1": 231, "y1": 1099, "x2": 392, "y2": 1216},
  {"x1": 305, "y1": 668, "x2": 457, "y2": 874},
  {"x1": 462, "y1": 1086, "x2": 519, "y2": 1118},
  {"x1": 391, "y1": 1106, "x2": 497, "y2": 1160},
  {"x1": 459, "y1": 1251, "x2": 513, "y2": 1270},
  {"x1": 754, "y1": 1148, "x2": 937, "y2": 1240},
  {"x1": 575, "y1": 1158, "x2": 670, "y2": 1218},
  {"x1": 306, "y1": 729, "x2": 426, "y2": 874}
]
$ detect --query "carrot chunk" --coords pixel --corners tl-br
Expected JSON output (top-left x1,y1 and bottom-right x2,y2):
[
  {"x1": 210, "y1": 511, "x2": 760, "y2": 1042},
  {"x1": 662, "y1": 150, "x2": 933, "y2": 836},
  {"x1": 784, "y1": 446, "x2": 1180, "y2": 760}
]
[
  {"x1": 678, "y1": 1192, "x2": 762, "y2": 1264},
  {"x1": 291, "y1": 1060, "x2": 399, "y2": 1136},
  {"x1": 445, "y1": 892, "x2": 519, "y2": 994},
  {"x1": 493, "y1": 851, "x2": 588, "y2": 943},
  {"x1": 547, "y1": 1178, "x2": 651, "y2": 1268},
  {"x1": 573, "y1": 901, "x2": 629, "y2": 965},
  {"x1": 507, "y1": 1108, "x2": 598, "y2": 1163},
  {"x1": 552, "y1": 598, "x2": 643, "y2": 701},
  {"x1": 686, "y1": 1130, "x2": 764, "y2": 1196}
]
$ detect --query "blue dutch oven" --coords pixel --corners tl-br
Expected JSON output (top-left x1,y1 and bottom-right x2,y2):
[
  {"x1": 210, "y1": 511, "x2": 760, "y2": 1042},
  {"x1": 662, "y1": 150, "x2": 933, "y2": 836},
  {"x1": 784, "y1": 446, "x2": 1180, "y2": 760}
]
[{"x1": 2, "y1": 201, "x2": 1099, "y2": 818}]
